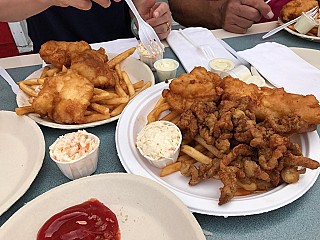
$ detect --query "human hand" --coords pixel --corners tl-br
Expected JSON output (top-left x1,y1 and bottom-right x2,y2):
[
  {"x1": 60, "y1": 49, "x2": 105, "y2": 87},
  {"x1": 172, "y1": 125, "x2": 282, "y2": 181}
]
[
  {"x1": 221, "y1": 0, "x2": 273, "y2": 33},
  {"x1": 134, "y1": 0, "x2": 172, "y2": 40},
  {"x1": 54, "y1": 0, "x2": 121, "y2": 10}
]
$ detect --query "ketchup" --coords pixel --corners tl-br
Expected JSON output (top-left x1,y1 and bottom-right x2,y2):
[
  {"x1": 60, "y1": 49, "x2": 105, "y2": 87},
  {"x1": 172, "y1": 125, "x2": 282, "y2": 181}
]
[{"x1": 37, "y1": 198, "x2": 120, "y2": 240}]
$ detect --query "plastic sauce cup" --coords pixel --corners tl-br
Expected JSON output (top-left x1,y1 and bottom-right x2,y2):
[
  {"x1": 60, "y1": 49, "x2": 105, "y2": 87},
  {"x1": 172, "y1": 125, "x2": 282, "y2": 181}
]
[{"x1": 154, "y1": 58, "x2": 179, "y2": 82}]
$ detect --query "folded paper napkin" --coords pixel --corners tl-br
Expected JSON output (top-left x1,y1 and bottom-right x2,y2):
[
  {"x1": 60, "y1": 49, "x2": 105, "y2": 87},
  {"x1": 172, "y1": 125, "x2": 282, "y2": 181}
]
[
  {"x1": 237, "y1": 42, "x2": 320, "y2": 101},
  {"x1": 91, "y1": 38, "x2": 139, "y2": 59},
  {"x1": 166, "y1": 27, "x2": 240, "y2": 72}
]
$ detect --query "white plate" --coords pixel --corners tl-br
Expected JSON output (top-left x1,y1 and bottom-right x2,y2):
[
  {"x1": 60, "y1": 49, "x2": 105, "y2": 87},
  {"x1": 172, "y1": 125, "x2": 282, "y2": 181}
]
[
  {"x1": 283, "y1": 24, "x2": 320, "y2": 42},
  {"x1": 115, "y1": 82, "x2": 320, "y2": 217},
  {"x1": 0, "y1": 111, "x2": 45, "y2": 216},
  {"x1": 16, "y1": 53, "x2": 155, "y2": 129},
  {"x1": 0, "y1": 173, "x2": 205, "y2": 239}
]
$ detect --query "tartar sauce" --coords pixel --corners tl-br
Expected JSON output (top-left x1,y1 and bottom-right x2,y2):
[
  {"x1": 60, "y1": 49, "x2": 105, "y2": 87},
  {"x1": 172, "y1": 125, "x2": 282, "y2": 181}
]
[
  {"x1": 136, "y1": 121, "x2": 181, "y2": 161},
  {"x1": 154, "y1": 59, "x2": 177, "y2": 71},
  {"x1": 50, "y1": 130, "x2": 98, "y2": 162},
  {"x1": 209, "y1": 58, "x2": 235, "y2": 74}
]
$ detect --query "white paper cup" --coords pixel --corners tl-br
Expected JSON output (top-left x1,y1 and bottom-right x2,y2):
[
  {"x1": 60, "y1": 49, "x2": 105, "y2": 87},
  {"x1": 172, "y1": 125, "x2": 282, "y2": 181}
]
[
  {"x1": 50, "y1": 133, "x2": 100, "y2": 180},
  {"x1": 137, "y1": 42, "x2": 163, "y2": 71},
  {"x1": 209, "y1": 58, "x2": 235, "y2": 76},
  {"x1": 136, "y1": 120, "x2": 182, "y2": 168},
  {"x1": 294, "y1": 12, "x2": 317, "y2": 34},
  {"x1": 153, "y1": 59, "x2": 179, "y2": 82}
]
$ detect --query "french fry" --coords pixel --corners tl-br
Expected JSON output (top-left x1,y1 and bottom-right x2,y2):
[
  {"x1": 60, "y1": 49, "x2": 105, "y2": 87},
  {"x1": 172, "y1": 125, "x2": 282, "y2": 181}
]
[
  {"x1": 20, "y1": 78, "x2": 45, "y2": 85},
  {"x1": 46, "y1": 67, "x2": 60, "y2": 77},
  {"x1": 180, "y1": 145, "x2": 213, "y2": 165},
  {"x1": 129, "y1": 81, "x2": 151, "y2": 99},
  {"x1": 15, "y1": 106, "x2": 34, "y2": 115},
  {"x1": 108, "y1": 47, "x2": 136, "y2": 69},
  {"x1": 122, "y1": 71, "x2": 135, "y2": 96},
  {"x1": 114, "y1": 74, "x2": 127, "y2": 97},
  {"x1": 147, "y1": 102, "x2": 171, "y2": 123},
  {"x1": 133, "y1": 80, "x2": 144, "y2": 89},
  {"x1": 89, "y1": 103, "x2": 110, "y2": 116},
  {"x1": 115, "y1": 64, "x2": 123, "y2": 80},
  {"x1": 19, "y1": 82, "x2": 38, "y2": 97},
  {"x1": 40, "y1": 66, "x2": 50, "y2": 78},
  {"x1": 91, "y1": 92, "x2": 119, "y2": 102},
  {"x1": 102, "y1": 96, "x2": 129, "y2": 105},
  {"x1": 160, "y1": 162, "x2": 182, "y2": 177},
  {"x1": 160, "y1": 110, "x2": 180, "y2": 122},
  {"x1": 154, "y1": 96, "x2": 166, "y2": 109},
  {"x1": 83, "y1": 113, "x2": 110, "y2": 123},
  {"x1": 110, "y1": 103, "x2": 126, "y2": 117},
  {"x1": 194, "y1": 135, "x2": 223, "y2": 158}
]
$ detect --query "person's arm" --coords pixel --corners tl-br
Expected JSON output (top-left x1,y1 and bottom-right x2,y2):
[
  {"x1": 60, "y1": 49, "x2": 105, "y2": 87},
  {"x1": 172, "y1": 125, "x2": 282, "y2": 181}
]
[
  {"x1": 169, "y1": 0, "x2": 273, "y2": 34},
  {"x1": 169, "y1": 0, "x2": 227, "y2": 30},
  {"x1": 0, "y1": 0, "x2": 119, "y2": 22}
]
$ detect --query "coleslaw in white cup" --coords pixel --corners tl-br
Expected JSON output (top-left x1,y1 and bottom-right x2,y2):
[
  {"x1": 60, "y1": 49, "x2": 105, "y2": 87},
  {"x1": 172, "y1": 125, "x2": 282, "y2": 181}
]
[
  {"x1": 49, "y1": 130, "x2": 100, "y2": 180},
  {"x1": 136, "y1": 120, "x2": 182, "y2": 168}
]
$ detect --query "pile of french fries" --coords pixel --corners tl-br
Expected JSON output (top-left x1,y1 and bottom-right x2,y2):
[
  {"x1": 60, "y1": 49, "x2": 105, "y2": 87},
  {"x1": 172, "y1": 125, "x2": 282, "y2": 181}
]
[{"x1": 16, "y1": 47, "x2": 152, "y2": 124}]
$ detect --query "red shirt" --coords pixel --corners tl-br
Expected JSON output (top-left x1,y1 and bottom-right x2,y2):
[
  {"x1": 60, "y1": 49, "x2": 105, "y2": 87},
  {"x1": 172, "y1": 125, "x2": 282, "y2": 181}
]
[{"x1": 260, "y1": 0, "x2": 292, "y2": 22}]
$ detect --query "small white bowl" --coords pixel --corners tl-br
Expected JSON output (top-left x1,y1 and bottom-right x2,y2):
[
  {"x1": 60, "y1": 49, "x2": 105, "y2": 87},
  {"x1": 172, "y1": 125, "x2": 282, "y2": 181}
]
[
  {"x1": 50, "y1": 131, "x2": 100, "y2": 180},
  {"x1": 136, "y1": 120, "x2": 182, "y2": 168},
  {"x1": 294, "y1": 12, "x2": 317, "y2": 34},
  {"x1": 137, "y1": 42, "x2": 163, "y2": 71},
  {"x1": 220, "y1": 64, "x2": 252, "y2": 81},
  {"x1": 153, "y1": 58, "x2": 179, "y2": 82}
]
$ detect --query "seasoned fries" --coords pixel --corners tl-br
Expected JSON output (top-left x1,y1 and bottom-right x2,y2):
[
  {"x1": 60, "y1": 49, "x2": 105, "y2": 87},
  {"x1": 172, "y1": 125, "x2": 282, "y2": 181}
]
[{"x1": 15, "y1": 44, "x2": 152, "y2": 124}]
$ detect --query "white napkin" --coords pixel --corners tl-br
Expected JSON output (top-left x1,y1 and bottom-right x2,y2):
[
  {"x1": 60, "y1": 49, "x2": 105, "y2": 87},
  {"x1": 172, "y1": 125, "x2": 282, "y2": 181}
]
[
  {"x1": 166, "y1": 27, "x2": 241, "y2": 72},
  {"x1": 91, "y1": 38, "x2": 139, "y2": 59},
  {"x1": 237, "y1": 42, "x2": 320, "y2": 101}
]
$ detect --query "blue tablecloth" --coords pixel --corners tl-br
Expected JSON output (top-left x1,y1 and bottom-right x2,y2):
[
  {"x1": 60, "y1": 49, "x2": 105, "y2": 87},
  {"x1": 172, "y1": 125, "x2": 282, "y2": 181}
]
[{"x1": 1, "y1": 30, "x2": 320, "y2": 240}]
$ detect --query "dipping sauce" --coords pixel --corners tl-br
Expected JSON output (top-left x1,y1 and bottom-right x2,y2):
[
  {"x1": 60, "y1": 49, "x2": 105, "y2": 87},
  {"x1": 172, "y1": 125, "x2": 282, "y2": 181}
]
[
  {"x1": 209, "y1": 58, "x2": 235, "y2": 75},
  {"x1": 136, "y1": 120, "x2": 182, "y2": 168},
  {"x1": 37, "y1": 198, "x2": 120, "y2": 240},
  {"x1": 153, "y1": 59, "x2": 179, "y2": 82},
  {"x1": 50, "y1": 130, "x2": 98, "y2": 162}
]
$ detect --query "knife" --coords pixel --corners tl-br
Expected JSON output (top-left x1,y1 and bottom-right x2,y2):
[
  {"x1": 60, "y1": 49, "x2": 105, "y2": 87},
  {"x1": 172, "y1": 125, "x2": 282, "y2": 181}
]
[
  {"x1": 0, "y1": 65, "x2": 19, "y2": 94},
  {"x1": 217, "y1": 39, "x2": 250, "y2": 68}
]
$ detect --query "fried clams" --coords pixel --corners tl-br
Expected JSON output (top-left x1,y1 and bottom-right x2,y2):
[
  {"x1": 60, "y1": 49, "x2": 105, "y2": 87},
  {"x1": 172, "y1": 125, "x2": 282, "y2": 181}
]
[
  {"x1": 163, "y1": 67, "x2": 320, "y2": 205},
  {"x1": 280, "y1": 0, "x2": 318, "y2": 22}
]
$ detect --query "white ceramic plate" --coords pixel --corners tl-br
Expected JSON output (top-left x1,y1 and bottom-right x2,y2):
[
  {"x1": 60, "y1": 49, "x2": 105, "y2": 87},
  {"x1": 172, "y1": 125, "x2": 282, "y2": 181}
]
[
  {"x1": 0, "y1": 111, "x2": 45, "y2": 216},
  {"x1": 16, "y1": 53, "x2": 155, "y2": 129},
  {"x1": 115, "y1": 82, "x2": 320, "y2": 217},
  {"x1": 0, "y1": 173, "x2": 205, "y2": 239}
]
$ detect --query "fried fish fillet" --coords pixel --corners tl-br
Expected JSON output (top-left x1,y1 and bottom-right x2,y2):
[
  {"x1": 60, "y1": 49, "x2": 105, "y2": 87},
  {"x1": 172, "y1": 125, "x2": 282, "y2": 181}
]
[
  {"x1": 280, "y1": 0, "x2": 318, "y2": 22},
  {"x1": 70, "y1": 48, "x2": 116, "y2": 88},
  {"x1": 162, "y1": 67, "x2": 223, "y2": 113},
  {"x1": 39, "y1": 40, "x2": 91, "y2": 68},
  {"x1": 222, "y1": 76, "x2": 320, "y2": 134},
  {"x1": 32, "y1": 69, "x2": 94, "y2": 124}
]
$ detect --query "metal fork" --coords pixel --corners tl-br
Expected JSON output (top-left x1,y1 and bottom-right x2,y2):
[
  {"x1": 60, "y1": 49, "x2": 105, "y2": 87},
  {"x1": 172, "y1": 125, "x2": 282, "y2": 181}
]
[
  {"x1": 262, "y1": 6, "x2": 319, "y2": 39},
  {"x1": 178, "y1": 29, "x2": 215, "y2": 59},
  {"x1": 125, "y1": 0, "x2": 164, "y2": 56}
]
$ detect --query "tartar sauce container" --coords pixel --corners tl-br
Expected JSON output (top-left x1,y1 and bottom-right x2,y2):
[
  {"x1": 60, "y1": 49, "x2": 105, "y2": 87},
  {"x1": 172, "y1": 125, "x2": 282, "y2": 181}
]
[
  {"x1": 136, "y1": 120, "x2": 182, "y2": 168},
  {"x1": 137, "y1": 42, "x2": 163, "y2": 71},
  {"x1": 153, "y1": 58, "x2": 179, "y2": 82},
  {"x1": 49, "y1": 130, "x2": 100, "y2": 180},
  {"x1": 209, "y1": 58, "x2": 235, "y2": 76},
  {"x1": 220, "y1": 65, "x2": 252, "y2": 81},
  {"x1": 294, "y1": 12, "x2": 317, "y2": 34}
]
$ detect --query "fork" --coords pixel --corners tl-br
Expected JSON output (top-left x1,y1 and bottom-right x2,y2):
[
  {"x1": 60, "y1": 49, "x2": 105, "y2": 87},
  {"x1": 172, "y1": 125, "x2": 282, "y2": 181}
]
[
  {"x1": 0, "y1": 65, "x2": 19, "y2": 94},
  {"x1": 262, "y1": 6, "x2": 319, "y2": 39},
  {"x1": 125, "y1": 0, "x2": 164, "y2": 56},
  {"x1": 178, "y1": 29, "x2": 215, "y2": 59}
]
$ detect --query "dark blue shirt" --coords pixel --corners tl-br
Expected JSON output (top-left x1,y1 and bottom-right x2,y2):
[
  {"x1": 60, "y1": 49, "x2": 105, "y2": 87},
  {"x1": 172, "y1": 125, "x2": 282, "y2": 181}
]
[{"x1": 27, "y1": 2, "x2": 133, "y2": 52}]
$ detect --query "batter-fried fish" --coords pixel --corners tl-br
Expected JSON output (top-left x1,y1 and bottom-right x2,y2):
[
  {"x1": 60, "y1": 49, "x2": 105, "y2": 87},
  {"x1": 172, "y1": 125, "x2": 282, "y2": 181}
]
[
  {"x1": 32, "y1": 69, "x2": 94, "y2": 124},
  {"x1": 222, "y1": 76, "x2": 320, "y2": 134},
  {"x1": 39, "y1": 40, "x2": 91, "y2": 68},
  {"x1": 280, "y1": 0, "x2": 318, "y2": 22},
  {"x1": 162, "y1": 67, "x2": 223, "y2": 113}
]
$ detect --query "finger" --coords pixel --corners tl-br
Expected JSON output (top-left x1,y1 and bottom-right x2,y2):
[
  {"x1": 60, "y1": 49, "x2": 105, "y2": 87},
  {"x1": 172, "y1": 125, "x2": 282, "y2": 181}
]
[
  {"x1": 93, "y1": 0, "x2": 111, "y2": 8},
  {"x1": 57, "y1": 0, "x2": 93, "y2": 10},
  {"x1": 241, "y1": 0, "x2": 273, "y2": 19},
  {"x1": 151, "y1": 2, "x2": 169, "y2": 18}
]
